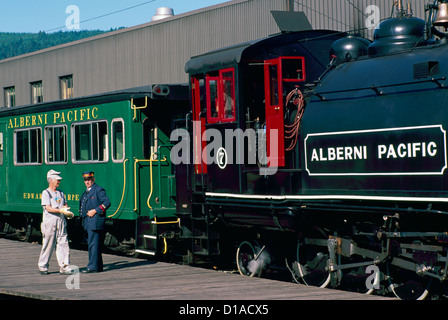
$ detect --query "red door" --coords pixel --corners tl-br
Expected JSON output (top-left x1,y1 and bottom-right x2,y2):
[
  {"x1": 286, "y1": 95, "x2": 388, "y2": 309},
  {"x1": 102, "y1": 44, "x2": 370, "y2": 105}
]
[{"x1": 264, "y1": 58, "x2": 285, "y2": 167}]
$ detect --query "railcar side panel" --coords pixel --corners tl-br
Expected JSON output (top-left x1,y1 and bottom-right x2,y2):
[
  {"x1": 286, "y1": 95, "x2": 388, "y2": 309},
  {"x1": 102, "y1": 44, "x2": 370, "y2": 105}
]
[{"x1": 3, "y1": 101, "x2": 137, "y2": 220}]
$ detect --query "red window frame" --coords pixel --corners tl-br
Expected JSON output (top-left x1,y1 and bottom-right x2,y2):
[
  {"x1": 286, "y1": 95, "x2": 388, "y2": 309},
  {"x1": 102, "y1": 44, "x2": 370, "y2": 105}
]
[
  {"x1": 264, "y1": 57, "x2": 306, "y2": 167},
  {"x1": 280, "y1": 57, "x2": 306, "y2": 83},
  {"x1": 206, "y1": 75, "x2": 220, "y2": 123},
  {"x1": 206, "y1": 68, "x2": 236, "y2": 123},
  {"x1": 192, "y1": 76, "x2": 207, "y2": 174}
]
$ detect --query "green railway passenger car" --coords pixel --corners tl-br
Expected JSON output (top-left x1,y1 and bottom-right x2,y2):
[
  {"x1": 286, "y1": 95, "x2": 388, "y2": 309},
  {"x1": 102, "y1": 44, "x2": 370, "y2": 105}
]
[{"x1": 0, "y1": 85, "x2": 189, "y2": 256}]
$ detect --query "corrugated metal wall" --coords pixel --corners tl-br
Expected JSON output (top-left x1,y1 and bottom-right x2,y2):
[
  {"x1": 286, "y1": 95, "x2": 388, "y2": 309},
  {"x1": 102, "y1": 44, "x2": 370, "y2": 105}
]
[
  {"x1": 0, "y1": 0, "x2": 290, "y2": 107},
  {"x1": 0, "y1": 0, "x2": 432, "y2": 107}
]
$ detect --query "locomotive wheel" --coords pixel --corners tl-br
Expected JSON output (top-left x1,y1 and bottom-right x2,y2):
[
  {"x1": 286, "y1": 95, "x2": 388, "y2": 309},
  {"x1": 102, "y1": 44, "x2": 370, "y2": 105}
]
[
  {"x1": 339, "y1": 256, "x2": 377, "y2": 295},
  {"x1": 386, "y1": 263, "x2": 432, "y2": 300},
  {"x1": 296, "y1": 227, "x2": 333, "y2": 288},
  {"x1": 236, "y1": 241, "x2": 264, "y2": 277}
]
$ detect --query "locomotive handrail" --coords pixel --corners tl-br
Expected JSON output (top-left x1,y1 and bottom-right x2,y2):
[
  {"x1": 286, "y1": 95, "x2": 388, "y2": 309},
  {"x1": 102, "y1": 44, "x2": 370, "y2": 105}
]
[
  {"x1": 107, "y1": 158, "x2": 129, "y2": 218},
  {"x1": 133, "y1": 156, "x2": 167, "y2": 212},
  {"x1": 313, "y1": 76, "x2": 447, "y2": 100},
  {"x1": 131, "y1": 96, "x2": 148, "y2": 121}
]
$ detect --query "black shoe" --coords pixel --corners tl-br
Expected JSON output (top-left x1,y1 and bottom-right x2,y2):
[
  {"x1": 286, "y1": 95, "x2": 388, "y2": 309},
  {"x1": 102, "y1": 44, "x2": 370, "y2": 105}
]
[{"x1": 82, "y1": 268, "x2": 98, "y2": 273}]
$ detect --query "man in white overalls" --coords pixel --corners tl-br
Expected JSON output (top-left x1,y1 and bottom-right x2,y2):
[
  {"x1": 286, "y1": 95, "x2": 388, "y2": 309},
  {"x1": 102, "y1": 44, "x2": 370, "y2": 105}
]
[{"x1": 38, "y1": 169, "x2": 74, "y2": 275}]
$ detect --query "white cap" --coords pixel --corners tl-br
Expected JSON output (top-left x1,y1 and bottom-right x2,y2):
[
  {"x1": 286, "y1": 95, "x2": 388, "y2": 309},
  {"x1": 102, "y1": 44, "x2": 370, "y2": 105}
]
[{"x1": 47, "y1": 169, "x2": 62, "y2": 180}]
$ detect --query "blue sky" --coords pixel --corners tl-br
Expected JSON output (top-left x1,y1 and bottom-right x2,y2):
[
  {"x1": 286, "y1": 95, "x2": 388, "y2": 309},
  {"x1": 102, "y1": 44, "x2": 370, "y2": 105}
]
[{"x1": 0, "y1": 0, "x2": 230, "y2": 33}]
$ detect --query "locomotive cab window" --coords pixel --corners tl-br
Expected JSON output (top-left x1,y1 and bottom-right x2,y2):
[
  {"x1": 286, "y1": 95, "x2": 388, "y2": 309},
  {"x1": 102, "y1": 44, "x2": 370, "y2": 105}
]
[
  {"x1": 268, "y1": 64, "x2": 279, "y2": 106},
  {"x1": 206, "y1": 75, "x2": 220, "y2": 122},
  {"x1": 72, "y1": 120, "x2": 108, "y2": 163},
  {"x1": 282, "y1": 57, "x2": 305, "y2": 81},
  {"x1": 206, "y1": 68, "x2": 235, "y2": 123},
  {"x1": 14, "y1": 127, "x2": 42, "y2": 165},
  {"x1": 222, "y1": 69, "x2": 235, "y2": 120},
  {"x1": 45, "y1": 125, "x2": 67, "y2": 164}
]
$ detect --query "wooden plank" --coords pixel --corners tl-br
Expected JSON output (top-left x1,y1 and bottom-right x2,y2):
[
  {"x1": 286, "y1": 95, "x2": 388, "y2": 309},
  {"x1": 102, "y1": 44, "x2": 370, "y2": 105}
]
[{"x1": 0, "y1": 238, "x2": 393, "y2": 301}]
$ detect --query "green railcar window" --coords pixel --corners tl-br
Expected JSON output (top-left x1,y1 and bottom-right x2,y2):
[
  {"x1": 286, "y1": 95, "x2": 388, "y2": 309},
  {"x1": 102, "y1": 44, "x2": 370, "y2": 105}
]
[
  {"x1": 45, "y1": 125, "x2": 67, "y2": 164},
  {"x1": 72, "y1": 120, "x2": 108, "y2": 163},
  {"x1": 112, "y1": 119, "x2": 124, "y2": 162},
  {"x1": 14, "y1": 127, "x2": 42, "y2": 165}
]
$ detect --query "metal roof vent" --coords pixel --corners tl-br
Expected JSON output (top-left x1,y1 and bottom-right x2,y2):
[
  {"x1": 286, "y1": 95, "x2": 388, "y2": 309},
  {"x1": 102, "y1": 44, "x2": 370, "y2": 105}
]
[{"x1": 151, "y1": 7, "x2": 174, "y2": 21}]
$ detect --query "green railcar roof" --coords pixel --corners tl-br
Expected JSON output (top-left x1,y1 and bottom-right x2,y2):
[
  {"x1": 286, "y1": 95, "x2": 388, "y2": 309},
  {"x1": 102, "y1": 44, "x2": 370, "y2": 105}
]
[{"x1": 0, "y1": 84, "x2": 189, "y2": 117}]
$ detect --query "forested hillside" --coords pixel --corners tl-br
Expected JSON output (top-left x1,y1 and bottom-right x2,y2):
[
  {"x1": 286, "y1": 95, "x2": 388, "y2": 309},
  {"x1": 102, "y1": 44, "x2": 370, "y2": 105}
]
[{"x1": 0, "y1": 29, "x2": 120, "y2": 60}]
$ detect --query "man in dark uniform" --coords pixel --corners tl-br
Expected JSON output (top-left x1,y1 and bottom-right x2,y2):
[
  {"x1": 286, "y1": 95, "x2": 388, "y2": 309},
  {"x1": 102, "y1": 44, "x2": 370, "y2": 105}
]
[{"x1": 79, "y1": 171, "x2": 111, "y2": 273}]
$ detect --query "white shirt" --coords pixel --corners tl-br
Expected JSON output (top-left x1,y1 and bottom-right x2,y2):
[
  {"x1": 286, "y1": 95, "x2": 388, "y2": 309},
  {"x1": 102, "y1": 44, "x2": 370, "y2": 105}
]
[{"x1": 41, "y1": 188, "x2": 66, "y2": 221}]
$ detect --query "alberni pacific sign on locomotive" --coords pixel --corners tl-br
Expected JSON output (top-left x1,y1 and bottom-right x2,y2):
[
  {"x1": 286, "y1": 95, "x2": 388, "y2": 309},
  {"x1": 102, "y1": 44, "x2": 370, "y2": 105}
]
[{"x1": 305, "y1": 125, "x2": 447, "y2": 176}]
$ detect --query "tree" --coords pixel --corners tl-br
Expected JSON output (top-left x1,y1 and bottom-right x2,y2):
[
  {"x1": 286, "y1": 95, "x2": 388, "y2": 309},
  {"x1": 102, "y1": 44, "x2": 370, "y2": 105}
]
[{"x1": 0, "y1": 30, "x2": 116, "y2": 60}]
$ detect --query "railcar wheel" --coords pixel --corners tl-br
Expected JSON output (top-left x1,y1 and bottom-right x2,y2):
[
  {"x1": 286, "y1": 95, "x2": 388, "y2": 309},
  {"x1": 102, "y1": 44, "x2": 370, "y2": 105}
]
[
  {"x1": 236, "y1": 241, "x2": 265, "y2": 277},
  {"x1": 296, "y1": 227, "x2": 333, "y2": 288},
  {"x1": 386, "y1": 263, "x2": 431, "y2": 300}
]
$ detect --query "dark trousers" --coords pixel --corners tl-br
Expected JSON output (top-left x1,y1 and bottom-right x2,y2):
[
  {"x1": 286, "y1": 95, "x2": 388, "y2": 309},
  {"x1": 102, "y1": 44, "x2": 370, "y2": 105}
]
[{"x1": 86, "y1": 229, "x2": 104, "y2": 271}]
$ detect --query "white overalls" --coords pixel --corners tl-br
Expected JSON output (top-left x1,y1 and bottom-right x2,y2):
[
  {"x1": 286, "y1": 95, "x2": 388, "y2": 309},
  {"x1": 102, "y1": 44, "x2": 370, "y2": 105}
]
[{"x1": 37, "y1": 189, "x2": 70, "y2": 273}]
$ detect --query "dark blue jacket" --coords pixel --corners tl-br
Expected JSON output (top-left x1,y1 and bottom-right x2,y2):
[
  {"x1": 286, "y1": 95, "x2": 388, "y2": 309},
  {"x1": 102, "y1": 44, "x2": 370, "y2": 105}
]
[{"x1": 79, "y1": 183, "x2": 111, "y2": 231}]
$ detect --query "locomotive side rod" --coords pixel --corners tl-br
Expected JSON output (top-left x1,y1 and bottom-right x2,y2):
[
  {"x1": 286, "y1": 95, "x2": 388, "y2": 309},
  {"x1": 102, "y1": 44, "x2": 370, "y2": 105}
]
[{"x1": 326, "y1": 237, "x2": 388, "y2": 272}]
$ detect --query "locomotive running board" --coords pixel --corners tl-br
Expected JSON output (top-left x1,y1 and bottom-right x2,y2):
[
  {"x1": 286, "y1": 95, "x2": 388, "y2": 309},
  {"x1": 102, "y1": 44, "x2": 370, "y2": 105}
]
[
  {"x1": 205, "y1": 192, "x2": 448, "y2": 203},
  {"x1": 135, "y1": 249, "x2": 156, "y2": 256}
]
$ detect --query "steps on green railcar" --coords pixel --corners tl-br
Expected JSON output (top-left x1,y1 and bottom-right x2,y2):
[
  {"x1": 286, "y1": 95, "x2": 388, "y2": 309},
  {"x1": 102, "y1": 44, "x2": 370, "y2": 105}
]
[{"x1": 135, "y1": 214, "x2": 178, "y2": 257}]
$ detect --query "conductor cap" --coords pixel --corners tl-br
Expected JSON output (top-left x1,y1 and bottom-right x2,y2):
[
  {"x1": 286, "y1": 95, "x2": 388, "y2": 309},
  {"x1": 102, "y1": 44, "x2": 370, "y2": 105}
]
[{"x1": 82, "y1": 171, "x2": 94, "y2": 180}]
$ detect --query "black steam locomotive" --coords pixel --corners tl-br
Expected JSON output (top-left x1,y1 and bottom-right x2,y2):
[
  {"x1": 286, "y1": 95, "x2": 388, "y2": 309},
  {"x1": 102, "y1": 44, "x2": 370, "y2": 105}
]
[
  {"x1": 4, "y1": 0, "x2": 448, "y2": 301},
  {"x1": 174, "y1": 0, "x2": 448, "y2": 299}
]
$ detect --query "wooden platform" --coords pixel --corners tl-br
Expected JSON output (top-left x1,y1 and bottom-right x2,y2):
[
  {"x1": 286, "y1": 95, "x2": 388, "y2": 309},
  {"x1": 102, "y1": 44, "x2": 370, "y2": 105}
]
[{"x1": 0, "y1": 238, "x2": 393, "y2": 301}]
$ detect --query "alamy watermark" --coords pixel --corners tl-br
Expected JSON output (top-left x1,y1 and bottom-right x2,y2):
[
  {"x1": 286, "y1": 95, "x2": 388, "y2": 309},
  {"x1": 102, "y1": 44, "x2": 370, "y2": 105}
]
[
  {"x1": 170, "y1": 122, "x2": 280, "y2": 175},
  {"x1": 66, "y1": 5, "x2": 80, "y2": 30},
  {"x1": 365, "y1": 5, "x2": 381, "y2": 30},
  {"x1": 65, "y1": 265, "x2": 80, "y2": 290},
  {"x1": 365, "y1": 265, "x2": 380, "y2": 290}
]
